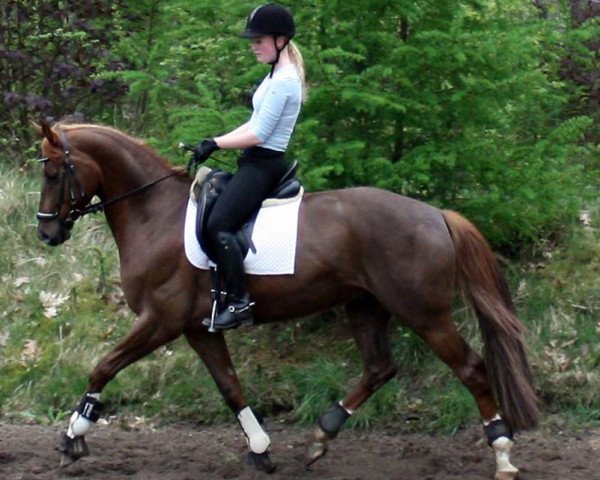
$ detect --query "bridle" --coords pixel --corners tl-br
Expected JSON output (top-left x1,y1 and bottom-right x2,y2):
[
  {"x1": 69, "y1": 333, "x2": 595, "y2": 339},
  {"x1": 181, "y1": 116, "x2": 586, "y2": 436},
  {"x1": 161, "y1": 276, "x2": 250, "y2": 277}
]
[{"x1": 36, "y1": 127, "x2": 178, "y2": 224}]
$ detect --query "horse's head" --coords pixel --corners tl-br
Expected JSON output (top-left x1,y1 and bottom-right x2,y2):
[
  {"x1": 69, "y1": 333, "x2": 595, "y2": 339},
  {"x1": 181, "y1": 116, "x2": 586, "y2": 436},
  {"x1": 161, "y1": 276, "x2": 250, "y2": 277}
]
[{"x1": 35, "y1": 120, "x2": 102, "y2": 246}]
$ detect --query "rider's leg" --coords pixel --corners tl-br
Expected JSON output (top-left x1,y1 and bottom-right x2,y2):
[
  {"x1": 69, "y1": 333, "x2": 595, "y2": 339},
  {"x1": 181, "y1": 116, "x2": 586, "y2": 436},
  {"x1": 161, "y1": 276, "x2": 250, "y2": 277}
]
[
  {"x1": 206, "y1": 154, "x2": 288, "y2": 330},
  {"x1": 211, "y1": 230, "x2": 254, "y2": 329}
]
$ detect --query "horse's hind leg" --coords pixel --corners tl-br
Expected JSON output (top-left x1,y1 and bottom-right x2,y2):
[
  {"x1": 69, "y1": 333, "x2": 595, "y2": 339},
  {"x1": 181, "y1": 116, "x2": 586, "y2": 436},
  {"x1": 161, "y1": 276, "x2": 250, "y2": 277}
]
[
  {"x1": 410, "y1": 313, "x2": 518, "y2": 480},
  {"x1": 306, "y1": 295, "x2": 397, "y2": 466}
]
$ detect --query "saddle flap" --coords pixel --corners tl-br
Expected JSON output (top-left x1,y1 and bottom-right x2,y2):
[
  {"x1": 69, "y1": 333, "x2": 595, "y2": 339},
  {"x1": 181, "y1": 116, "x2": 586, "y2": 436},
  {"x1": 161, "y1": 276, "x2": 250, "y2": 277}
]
[
  {"x1": 194, "y1": 169, "x2": 230, "y2": 258},
  {"x1": 194, "y1": 169, "x2": 253, "y2": 262}
]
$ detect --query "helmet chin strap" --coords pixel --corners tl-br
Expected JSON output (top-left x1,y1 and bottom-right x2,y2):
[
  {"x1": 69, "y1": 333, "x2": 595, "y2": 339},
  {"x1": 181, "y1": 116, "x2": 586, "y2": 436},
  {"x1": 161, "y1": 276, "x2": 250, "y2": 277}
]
[{"x1": 269, "y1": 36, "x2": 290, "y2": 77}]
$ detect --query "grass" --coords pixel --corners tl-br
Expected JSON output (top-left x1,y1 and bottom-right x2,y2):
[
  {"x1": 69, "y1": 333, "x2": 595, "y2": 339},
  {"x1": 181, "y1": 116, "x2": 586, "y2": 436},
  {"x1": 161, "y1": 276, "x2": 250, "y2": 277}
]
[{"x1": 0, "y1": 163, "x2": 598, "y2": 434}]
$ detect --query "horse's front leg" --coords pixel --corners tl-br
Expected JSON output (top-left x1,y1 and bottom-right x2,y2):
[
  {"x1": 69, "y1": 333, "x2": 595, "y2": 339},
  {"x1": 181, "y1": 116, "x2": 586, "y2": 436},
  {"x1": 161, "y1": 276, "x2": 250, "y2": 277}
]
[
  {"x1": 184, "y1": 324, "x2": 275, "y2": 473},
  {"x1": 59, "y1": 312, "x2": 183, "y2": 466}
]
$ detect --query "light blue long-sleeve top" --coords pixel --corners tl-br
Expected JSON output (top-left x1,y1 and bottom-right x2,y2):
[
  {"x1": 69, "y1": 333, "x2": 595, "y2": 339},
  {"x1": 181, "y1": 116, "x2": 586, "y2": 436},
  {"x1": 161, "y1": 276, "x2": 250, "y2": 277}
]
[{"x1": 248, "y1": 63, "x2": 302, "y2": 152}]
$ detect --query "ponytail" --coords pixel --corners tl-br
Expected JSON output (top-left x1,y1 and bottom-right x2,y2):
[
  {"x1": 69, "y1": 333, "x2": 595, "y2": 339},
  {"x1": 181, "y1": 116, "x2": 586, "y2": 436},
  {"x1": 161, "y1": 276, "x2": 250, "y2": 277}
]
[{"x1": 288, "y1": 40, "x2": 308, "y2": 102}]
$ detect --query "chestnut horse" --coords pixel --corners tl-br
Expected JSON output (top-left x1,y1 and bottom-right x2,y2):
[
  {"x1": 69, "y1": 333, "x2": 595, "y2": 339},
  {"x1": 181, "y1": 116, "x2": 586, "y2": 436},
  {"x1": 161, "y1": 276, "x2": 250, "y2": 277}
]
[{"x1": 35, "y1": 121, "x2": 539, "y2": 478}]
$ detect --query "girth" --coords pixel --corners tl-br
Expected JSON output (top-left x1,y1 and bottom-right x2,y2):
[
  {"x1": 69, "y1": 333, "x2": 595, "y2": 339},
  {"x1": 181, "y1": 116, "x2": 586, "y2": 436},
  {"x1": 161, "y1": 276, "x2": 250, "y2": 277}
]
[{"x1": 193, "y1": 161, "x2": 301, "y2": 262}]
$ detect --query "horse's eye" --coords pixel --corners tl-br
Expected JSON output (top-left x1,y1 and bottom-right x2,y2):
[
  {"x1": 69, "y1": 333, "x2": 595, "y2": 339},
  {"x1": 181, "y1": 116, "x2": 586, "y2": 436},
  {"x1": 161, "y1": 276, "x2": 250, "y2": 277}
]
[
  {"x1": 44, "y1": 165, "x2": 60, "y2": 182},
  {"x1": 44, "y1": 174, "x2": 59, "y2": 185}
]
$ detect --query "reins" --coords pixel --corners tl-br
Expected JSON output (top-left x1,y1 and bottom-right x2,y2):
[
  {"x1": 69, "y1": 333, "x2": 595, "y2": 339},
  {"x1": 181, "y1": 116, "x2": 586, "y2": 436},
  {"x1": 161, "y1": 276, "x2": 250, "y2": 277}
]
[{"x1": 74, "y1": 171, "x2": 179, "y2": 217}]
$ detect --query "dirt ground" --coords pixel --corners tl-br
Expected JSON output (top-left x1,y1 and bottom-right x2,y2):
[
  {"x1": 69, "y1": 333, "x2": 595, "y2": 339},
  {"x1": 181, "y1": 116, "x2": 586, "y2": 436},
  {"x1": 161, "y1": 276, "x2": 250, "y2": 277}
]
[{"x1": 0, "y1": 419, "x2": 598, "y2": 480}]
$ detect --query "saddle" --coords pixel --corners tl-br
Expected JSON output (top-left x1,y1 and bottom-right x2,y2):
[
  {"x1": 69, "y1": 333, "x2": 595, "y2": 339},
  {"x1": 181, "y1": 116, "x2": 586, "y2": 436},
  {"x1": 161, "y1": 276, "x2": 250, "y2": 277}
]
[{"x1": 192, "y1": 160, "x2": 301, "y2": 263}]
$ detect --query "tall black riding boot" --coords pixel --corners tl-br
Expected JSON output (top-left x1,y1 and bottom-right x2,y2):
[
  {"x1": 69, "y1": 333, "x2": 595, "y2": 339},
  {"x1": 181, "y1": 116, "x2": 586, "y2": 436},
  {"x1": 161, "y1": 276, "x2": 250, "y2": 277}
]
[{"x1": 212, "y1": 231, "x2": 254, "y2": 330}]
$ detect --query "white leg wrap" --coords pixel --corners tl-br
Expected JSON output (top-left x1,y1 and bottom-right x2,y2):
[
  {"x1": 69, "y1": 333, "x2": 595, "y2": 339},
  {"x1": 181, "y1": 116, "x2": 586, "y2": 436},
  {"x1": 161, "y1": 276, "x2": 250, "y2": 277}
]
[
  {"x1": 66, "y1": 392, "x2": 101, "y2": 439},
  {"x1": 492, "y1": 436, "x2": 518, "y2": 479},
  {"x1": 67, "y1": 411, "x2": 93, "y2": 438},
  {"x1": 238, "y1": 406, "x2": 270, "y2": 454}
]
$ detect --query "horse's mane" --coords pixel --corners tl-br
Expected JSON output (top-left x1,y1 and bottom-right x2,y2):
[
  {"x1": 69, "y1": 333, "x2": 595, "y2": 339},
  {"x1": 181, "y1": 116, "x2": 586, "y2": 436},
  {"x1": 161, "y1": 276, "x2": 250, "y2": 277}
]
[
  {"x1": 58, "y1": 122, "x2": 146, "y2": 145},
  {"x1": 56, "y1": 122, "x2": 188, "y2": 177}
]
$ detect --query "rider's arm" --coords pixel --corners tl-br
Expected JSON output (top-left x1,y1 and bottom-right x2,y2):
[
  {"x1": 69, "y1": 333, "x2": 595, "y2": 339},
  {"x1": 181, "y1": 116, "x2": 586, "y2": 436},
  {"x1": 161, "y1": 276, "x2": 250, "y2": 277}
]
[
  {"x1": 214, "y1": 74, "x2": 296, "y2": 150},
  {"x1": 217, "y1": 121, "x2": 252, "y2": 140},
  {"x1": 214, "y1": 123, "x2": 261, "y2": 150},
  {"x1": 248, "y1": 76, "x2": 293, "y2": 143}
]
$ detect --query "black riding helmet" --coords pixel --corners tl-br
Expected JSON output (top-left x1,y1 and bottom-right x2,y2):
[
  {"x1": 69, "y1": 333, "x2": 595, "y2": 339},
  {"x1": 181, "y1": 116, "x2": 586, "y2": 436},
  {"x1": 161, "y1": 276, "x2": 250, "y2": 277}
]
[
  {"x1": 240, "y1": 4, "x2": 295, "y2": 40},
  {"x1": 240, "y1": 4, "x2": 295, "y2": 76}
]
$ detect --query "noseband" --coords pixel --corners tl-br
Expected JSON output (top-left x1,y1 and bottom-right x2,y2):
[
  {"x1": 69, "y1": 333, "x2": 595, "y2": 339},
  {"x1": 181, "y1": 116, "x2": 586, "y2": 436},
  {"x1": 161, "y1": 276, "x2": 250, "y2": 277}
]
[
  {"x1": 36, "y1": 128, "x2": 85, "y2": 224},
  {"x1": 36, "y1": 127, "x2": 178, "y2": 224}
]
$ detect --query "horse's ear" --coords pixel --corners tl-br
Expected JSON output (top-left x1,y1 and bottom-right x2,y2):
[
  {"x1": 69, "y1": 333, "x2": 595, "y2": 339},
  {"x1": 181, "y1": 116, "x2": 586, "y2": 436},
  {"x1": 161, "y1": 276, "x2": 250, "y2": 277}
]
[
  {"x1": 31, "y1": 119, "x2": 43, "y2": 138},
  {"x1": 39, "y1": 118, "x2": 62, "y2": 147}
]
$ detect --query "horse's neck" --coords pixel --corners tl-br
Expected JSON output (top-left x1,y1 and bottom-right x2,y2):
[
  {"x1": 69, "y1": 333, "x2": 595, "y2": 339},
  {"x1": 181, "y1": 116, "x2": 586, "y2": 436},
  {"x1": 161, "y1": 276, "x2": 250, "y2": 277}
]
[
  {"x1": 92, "y1": 141, "x2": 188, "y2": 249},
  {"x1": 98, "y1": 146, "x2": 166, "y2": 202}
]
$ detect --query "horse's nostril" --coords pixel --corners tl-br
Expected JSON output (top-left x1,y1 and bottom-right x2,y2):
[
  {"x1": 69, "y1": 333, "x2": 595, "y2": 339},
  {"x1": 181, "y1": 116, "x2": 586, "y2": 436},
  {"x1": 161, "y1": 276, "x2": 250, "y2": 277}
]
[
  {"x1": 37, "y1": 230, "x2": 50, "y2": 244},
  {"x1": 37, "y1": 229, "x2": 59, "y2": 245},
  {"x1": 37, "y1": 222, "x2": 69, "y2": 246}
]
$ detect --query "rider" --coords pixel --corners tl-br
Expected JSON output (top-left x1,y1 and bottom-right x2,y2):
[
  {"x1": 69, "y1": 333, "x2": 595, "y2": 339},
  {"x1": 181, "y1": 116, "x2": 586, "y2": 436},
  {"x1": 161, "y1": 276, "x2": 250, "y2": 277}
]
[{"x1": 192, "y1": 4, "x2": 306, "y2": 331}]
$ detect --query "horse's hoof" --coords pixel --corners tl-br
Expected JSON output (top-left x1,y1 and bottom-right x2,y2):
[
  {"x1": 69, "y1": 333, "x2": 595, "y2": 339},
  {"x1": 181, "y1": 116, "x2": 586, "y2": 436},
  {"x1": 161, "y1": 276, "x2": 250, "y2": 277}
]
[
  {"x1": 59, "y1": 453, "x2": 76, "y2": 468},
  {"x1": 305, "y1": 428, "x2": 329, "y2": 467},
  {"x1": 305, "y1": 442, "x2": 328, "y2": 467},
  {"x1": 57, "y1": 433, "x2": 89, "y2": 466},
  {"x1": 246, "y1": 451, "x2": 276, "y2": 473},
  {"x1": 495, "y1": 471, "x2": 518, "y2": 480}
]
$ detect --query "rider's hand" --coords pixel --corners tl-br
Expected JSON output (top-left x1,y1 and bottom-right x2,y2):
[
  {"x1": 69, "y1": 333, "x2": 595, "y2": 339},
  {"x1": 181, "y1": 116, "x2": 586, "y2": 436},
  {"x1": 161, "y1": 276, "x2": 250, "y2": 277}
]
[{"x1": 192, "y1": 138, "x2": 219, "y2": 165}]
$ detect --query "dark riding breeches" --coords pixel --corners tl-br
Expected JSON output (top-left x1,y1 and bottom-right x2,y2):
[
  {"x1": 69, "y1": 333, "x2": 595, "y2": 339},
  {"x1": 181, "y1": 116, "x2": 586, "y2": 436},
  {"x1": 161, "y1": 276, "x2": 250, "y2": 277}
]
[{"x1": 206, "y1": 147, "x2": 289, "y2": 238}]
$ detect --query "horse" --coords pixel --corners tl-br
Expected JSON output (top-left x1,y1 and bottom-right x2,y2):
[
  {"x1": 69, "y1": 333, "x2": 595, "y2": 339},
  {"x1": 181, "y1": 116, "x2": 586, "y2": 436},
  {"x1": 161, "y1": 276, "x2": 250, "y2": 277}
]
[{"x1": 34, "y1": 120, "x2": 539, "y2": 479}]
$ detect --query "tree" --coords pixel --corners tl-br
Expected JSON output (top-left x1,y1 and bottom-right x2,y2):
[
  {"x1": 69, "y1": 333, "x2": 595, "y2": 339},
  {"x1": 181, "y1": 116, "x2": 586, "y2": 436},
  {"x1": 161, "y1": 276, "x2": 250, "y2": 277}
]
[
  {"x1": 561, "y1": 0, "x2": 600, "y2": 140},
  {"x1": 12, "y1": 0, "x2": 596, "y2": 251},
  {"x1": 108, "y1": 0, "x2": 596, "y2": 249},
  {"x1": 291, "y1": 0, "x2": 592, "y2": 248},
  {"x1": 0, "y1": 0, "x2": 128, "y2": 163}
]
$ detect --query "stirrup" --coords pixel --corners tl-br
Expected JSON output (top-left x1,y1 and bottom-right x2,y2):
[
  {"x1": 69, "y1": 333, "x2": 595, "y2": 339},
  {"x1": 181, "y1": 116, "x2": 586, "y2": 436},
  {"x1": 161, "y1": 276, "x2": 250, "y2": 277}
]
[{"x1": 203, "y1": 300, "x2": 255, "y2": 331}]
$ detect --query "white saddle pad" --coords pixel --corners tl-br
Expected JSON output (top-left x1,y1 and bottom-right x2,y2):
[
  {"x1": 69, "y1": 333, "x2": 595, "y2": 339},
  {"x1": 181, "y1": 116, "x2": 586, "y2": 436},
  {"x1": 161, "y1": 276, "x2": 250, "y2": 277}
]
[{"x1": 183, "y1": 189, "x2": 303, "y2": 275}]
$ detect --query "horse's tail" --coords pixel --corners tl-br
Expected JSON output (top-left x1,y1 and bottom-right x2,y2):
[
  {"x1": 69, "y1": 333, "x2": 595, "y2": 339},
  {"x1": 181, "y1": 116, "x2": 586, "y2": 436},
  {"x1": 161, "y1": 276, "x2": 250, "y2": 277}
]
[{"x1": 442, "y1": 210, "x2": 540, "y2": 431}]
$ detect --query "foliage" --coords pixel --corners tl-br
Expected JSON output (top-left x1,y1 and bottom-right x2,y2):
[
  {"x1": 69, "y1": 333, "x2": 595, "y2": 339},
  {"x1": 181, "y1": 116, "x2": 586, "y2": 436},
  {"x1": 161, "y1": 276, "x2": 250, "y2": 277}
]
[
  {"x1": 554, "y1": 0, "x2": 600, "y2": 136},
  {"x1": 100, "y1": 0, "x2": 258, "y2": 159},
  {"x1": 5, "y1": 0, "x2": 598, "y2": 249},
  {"x1": 292, "y1": 0, "x2": 596, "y2": 249},
  {"x1": 518, "y1": 204, "x2": 600, "y2": 419},
  {"x1": 87, "y1": 0, "x2": 598, "y2": 250},
  {"x1": 0, "y1": 1, "x2": 132, "y2": 164}
]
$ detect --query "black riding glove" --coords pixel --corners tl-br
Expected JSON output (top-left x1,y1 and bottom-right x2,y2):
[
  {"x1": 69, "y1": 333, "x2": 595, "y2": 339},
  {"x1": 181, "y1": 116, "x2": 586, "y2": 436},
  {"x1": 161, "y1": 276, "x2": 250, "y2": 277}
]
[{"x1": 192, "y1": 138, "x2": 219, "y2": 166}]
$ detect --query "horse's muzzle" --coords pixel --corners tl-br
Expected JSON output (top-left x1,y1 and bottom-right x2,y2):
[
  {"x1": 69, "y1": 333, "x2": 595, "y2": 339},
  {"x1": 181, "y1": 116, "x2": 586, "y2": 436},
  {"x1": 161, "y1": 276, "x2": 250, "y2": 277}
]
[{"x1": 37, "y1": 220, "x2": 72, "y2": 246}]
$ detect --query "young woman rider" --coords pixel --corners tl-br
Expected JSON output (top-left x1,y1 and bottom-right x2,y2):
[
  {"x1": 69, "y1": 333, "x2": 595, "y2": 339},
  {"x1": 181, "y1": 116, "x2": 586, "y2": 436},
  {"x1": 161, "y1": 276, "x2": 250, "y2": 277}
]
[{"x1": 192, "y1": 4, "x2": 306, "y2": 331}]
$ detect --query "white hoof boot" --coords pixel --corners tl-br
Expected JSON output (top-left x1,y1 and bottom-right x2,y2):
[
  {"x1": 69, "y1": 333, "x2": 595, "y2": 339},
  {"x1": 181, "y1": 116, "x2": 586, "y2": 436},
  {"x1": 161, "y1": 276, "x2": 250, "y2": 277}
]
[
  {"x1": 492, "y1": 436, "x2": 518, "y2": 480},
  {"x1": 237, "y1": 406, "x2": 270, "y2": 454}
]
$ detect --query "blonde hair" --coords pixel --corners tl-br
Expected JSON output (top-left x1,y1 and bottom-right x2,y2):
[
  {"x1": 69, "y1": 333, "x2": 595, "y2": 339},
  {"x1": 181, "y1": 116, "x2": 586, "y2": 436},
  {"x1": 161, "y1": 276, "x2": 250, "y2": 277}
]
[{"x1": 288, "y1": 40, "x2": 308, "y2": 102}]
